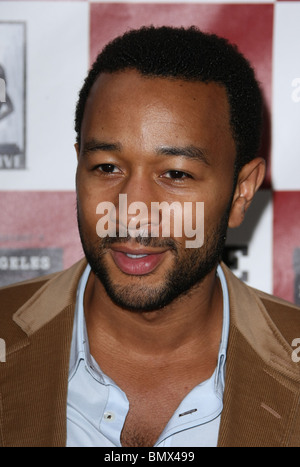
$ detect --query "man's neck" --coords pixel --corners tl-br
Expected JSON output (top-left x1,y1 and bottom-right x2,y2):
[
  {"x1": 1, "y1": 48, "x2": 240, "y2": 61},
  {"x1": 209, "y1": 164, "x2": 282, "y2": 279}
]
[{"x1": 83, "y1": 267, "x2": 223, "y2": 361}]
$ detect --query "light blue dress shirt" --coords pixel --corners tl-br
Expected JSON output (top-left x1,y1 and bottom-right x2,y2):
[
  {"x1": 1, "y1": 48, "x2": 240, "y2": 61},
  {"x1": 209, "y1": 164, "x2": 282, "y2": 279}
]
[{"x1": 66, "y1": 264, "x2": 229, "y2": 447}]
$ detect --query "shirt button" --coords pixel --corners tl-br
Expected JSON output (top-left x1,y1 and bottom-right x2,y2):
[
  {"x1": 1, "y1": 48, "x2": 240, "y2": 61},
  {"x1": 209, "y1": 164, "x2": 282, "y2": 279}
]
[{"x1": 104, "y1": 411, "x2": 115, "y2": 422}]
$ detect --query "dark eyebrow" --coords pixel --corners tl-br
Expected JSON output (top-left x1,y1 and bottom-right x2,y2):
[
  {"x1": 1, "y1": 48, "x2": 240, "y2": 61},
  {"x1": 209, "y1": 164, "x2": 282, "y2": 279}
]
[
  {"x1": 156, "y1": 145, "x2": 210, "y2": 166},
  {"x1": 81, "y1": 139, "x2": 210, "y2": 166},
  {"x1": 81, "y1": 139, "x2": 122, "y2": 156}
]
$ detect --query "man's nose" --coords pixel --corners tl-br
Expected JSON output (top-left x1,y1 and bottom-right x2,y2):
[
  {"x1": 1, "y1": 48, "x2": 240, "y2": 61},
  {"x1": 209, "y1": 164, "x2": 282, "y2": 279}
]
[{"x1": 116, "y1": 173, "x2": 160, "y2": 237}]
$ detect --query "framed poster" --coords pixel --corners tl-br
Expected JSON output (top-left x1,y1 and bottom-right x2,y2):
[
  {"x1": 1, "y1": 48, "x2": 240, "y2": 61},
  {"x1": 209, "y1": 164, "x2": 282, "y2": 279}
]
[{"x1": 0, "y1": 22, "x2": 26, "y2": 169}]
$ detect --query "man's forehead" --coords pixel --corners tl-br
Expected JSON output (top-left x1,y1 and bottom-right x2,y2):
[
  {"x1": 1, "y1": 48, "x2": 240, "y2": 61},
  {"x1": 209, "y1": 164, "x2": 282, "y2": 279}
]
[
  {"x1": 79, "y1": 69, "x2": 236, "y2": 170},
  {"x1": 80, "y1": 70, "x2": 235, "y2": 160},
  {"x1": 86, "y1": 69, "x2": 231, "y2": 119}
]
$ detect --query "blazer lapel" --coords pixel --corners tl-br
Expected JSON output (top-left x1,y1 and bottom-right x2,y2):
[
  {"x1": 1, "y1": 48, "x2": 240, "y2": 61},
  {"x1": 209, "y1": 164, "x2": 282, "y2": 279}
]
[
  {"x1": 1, "y1": 259, "x2": 86, "y2": 447},
  {"x1": 218, "y1": 264, "x2": 300, "y2": 447}
]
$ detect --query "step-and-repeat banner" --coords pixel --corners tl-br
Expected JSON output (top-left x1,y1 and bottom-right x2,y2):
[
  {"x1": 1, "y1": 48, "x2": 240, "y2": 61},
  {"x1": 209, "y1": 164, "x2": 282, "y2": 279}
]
[{"x1": 0, "y1": 0, "x2": 299, "y2": 304}]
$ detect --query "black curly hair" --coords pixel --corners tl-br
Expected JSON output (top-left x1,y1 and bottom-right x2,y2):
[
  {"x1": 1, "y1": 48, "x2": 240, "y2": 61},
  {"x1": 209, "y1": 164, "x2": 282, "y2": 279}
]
[{"x1": 75, "y1": 25, "x2": 263, "y2": 174}]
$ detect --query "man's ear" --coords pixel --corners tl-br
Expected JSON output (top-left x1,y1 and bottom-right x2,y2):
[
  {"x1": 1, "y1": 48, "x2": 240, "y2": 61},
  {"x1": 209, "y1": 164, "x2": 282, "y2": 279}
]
[
  {"x1": 75, "y1": 142, "x2": 80, "y2": 161},
  {"x1": 228, "y1": 157, "x2": 266, "y2": 228}
]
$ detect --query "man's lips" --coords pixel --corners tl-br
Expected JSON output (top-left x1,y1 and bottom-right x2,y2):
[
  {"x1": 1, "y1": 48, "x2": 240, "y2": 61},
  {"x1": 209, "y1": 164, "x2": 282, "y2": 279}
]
[{"x1": 109, "y1": 246, "x2": 168, "y2": 276}]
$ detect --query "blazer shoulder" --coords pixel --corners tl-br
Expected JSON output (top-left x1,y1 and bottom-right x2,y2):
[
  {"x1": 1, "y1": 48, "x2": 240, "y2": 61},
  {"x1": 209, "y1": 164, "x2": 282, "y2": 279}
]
[
  {"x1": 255, "y1": 287, "x2": 300, "y2": 310},
  {"x1": 0, "y1": 259, "x2": 87, "y2": 340},
  {"x1": 252, "y1": 287, "x2": 300, "y2": 344},
  {"x1": 221, "y1": 262, "x2": 300, "y2": 355},
  {"x1": 0, "y1": 271, "x2": 61, "y2": 321}
]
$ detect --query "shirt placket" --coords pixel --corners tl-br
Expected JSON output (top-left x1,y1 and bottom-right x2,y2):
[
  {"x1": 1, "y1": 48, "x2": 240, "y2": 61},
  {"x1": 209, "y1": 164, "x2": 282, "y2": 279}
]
[{"x1": 99, "y1": 381, "x2": 129, "y2": 447}]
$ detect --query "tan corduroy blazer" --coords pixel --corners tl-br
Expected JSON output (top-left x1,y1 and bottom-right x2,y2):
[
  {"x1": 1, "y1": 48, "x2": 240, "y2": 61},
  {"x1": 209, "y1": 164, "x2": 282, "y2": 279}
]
[{"x1": 0, "y1": 259, "x2": 300, "y2": 447}]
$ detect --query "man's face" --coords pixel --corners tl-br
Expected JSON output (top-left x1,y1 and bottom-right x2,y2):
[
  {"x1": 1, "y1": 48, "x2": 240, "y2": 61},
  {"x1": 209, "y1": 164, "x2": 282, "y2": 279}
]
[{"x1": 76, "y1": 70, "x2": 236, "y2": 311}]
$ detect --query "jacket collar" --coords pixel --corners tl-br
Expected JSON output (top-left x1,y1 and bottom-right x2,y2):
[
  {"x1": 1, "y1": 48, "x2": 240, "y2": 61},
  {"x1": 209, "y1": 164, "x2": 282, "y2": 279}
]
[
  {"x1": 221, "y1": 262, "x2": 300, "y2": 381},
  {"x1": 12, "y1": 259, "x2": 87, "y2": 336},
  {"x1": 219, "y1": 264, "x2": 300, "y2": 447}
]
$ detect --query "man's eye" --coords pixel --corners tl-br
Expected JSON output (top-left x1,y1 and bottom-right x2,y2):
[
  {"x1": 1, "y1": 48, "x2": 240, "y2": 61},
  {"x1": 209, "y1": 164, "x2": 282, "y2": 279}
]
[
  {"x1": 96, "y1": 164, "x2": 120, "y2": 174},
  {"x1": 164, "y1": 170, "x2": 191, "y2": 179}
]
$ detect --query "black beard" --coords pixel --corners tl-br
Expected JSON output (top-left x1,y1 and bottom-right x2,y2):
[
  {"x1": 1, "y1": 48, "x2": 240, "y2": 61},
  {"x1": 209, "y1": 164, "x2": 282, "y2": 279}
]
[{"x1": 77, "y1": 206, "x2": 229, "y2": 313}]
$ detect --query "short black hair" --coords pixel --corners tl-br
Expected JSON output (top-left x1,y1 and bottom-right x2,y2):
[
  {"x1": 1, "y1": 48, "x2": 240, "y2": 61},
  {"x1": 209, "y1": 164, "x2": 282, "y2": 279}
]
[{"x1": 75, "y1": 25, "x2": 263, "y2": 173}]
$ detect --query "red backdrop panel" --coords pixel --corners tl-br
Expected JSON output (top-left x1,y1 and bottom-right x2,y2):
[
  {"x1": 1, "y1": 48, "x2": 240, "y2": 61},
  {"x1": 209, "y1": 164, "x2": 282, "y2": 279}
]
[
  {"x1": 273, "y1": 191, "x2": 300, "y2": 305},
  {"x1": 0, "y1": 191, "x2": 82, "y2": 285}
]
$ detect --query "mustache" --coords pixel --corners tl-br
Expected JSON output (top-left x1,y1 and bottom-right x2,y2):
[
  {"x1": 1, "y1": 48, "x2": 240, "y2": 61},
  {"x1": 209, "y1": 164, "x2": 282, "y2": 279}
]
[{"x1": 99, "y1": 232, "x2": 180, "y2": 251}]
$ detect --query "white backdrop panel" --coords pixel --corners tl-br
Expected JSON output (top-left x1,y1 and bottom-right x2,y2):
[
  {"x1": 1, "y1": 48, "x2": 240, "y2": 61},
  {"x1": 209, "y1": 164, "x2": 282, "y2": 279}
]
[{"x1": 0, "y1": 1, "x2": 88, "y2": 190}]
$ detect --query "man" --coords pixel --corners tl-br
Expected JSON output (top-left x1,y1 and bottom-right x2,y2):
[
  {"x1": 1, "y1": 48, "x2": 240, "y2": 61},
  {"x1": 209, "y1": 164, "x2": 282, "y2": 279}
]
[{"x1": 0, "y1": 26, "x2": 300, "y2": 448}]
